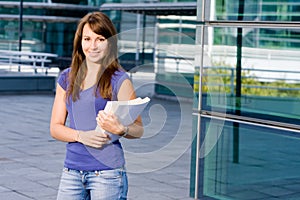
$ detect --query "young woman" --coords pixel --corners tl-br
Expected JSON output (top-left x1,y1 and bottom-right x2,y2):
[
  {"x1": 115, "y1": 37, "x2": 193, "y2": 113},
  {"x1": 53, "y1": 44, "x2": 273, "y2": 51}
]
[{"x1": 50, "y1": 12, "x2": 143, "y2": 200}]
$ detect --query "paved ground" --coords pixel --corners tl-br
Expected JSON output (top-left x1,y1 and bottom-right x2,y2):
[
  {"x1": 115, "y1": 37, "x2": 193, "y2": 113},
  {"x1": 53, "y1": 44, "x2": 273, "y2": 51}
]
[{"x1": 0, "y1": 71, "x2": 194, "y2": 200}]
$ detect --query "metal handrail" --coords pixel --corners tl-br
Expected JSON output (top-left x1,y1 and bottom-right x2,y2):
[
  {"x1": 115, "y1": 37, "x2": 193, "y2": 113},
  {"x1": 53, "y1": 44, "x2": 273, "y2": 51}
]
[{"x1": 200, "y1": 111, "x2": 300, "y2": 134}]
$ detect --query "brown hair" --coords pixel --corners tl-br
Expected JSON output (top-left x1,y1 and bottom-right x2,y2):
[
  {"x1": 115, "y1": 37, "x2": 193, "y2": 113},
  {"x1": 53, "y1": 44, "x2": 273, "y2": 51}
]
[{"x1": 67, "y1": 12, "x2": 122, "y2": 101}]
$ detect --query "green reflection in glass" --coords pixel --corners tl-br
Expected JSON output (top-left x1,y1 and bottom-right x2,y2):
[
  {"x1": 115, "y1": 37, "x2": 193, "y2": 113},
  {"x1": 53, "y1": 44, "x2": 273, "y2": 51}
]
[
  {"x1": 203, "y1": 119, "x2": 300, "y2": 200},
  {"x1": 215, "y1": 0, "x2": 300, "y2": 22}
]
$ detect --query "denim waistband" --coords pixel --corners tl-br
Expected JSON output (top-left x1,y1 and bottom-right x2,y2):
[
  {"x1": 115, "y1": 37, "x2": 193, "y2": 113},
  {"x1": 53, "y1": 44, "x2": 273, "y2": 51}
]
[{"x1": 63, "y1": 167, "x2": 126, "y2": 175}]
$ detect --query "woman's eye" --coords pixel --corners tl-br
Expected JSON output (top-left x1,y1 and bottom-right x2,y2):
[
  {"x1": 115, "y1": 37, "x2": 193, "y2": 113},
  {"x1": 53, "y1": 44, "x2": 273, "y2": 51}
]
[
  {"x1": 99, "y1": 38, "x2": 105, "y2": 42},
  {"x1": 83, "y1": 38, "x2": 90, "y2": 41}
]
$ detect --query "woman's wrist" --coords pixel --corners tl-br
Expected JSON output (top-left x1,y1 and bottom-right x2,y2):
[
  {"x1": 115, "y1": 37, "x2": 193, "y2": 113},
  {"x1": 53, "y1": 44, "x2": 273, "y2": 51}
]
[
  {"x1": 120, "y1": 126, "x2": 129, "y2": 137},
  {"x1": 75, "y1": 130, "x2": 81, "y2": 142}
]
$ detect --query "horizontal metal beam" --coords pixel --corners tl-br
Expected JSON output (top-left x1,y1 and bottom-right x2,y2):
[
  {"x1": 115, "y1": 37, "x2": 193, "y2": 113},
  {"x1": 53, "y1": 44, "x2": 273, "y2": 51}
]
[
  {"x1": 204, "y1": 20, "x2": 300, "y2": 29},
  {"x1": 0, "y1": 14, "x2": 80, "y2": 23},
  {"x1": 198, "y1": 110, "x2": 300, "y2": 134},
  {"x1": 0, "y1": 1, "x2": 197, "y2": 16},
  {"x1": 0, "y1": 1, "x2": 99, "y2": 11},
  {"x1": 99, "y1": 2, "x2": 197, "y2": 16}
]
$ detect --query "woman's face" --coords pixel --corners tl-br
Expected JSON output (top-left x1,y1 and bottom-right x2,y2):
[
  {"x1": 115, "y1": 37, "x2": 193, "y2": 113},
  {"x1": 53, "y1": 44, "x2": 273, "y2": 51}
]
[{"x1": 81, "y1": 23, "x2": 108, "y2": 64}]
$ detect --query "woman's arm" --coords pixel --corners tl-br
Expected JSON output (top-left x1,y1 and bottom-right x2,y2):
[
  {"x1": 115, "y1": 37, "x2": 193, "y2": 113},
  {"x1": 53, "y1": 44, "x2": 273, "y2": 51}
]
[
  {"x1": 97, "y1": 78, "x2": 144, "y2": 139},
  {"x1": 50, "y1": 84, "x2": 110, "y2": 147},
  {"x1": 50, "y1": 84, "x2": 78, "y2": 142}
]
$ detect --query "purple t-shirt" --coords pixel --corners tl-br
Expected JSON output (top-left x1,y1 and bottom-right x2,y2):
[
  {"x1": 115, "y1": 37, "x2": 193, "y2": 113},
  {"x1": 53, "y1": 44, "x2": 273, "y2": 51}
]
[{"x1": 57, "y1": 67, "x2": 129, "y2": 171}]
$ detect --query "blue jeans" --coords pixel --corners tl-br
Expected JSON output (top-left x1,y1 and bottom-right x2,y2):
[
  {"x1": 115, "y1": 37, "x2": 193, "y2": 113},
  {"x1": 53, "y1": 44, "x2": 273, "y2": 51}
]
[{"x1": 56, "y1": 167, "x2": 128, "y2": 200}]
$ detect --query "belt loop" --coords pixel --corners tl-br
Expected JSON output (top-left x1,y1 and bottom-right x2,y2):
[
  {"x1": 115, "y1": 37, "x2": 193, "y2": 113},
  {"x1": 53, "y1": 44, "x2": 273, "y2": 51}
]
[{"x1": 63, "y1": 167, "x2": 69, "y2": 172}]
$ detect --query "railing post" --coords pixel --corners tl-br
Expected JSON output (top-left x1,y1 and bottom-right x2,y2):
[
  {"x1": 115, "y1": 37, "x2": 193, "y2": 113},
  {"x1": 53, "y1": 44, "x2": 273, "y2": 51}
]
[
  {"x1": 18, "y1": 0, "x2": 23, "y2": 72},
  {"x1": 230, "y1": 68, "x2": 234, "y2": 96}
]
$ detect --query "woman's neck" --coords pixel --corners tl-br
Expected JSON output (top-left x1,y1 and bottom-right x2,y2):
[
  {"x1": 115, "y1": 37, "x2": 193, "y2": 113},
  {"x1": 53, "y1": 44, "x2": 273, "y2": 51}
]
[
  {"x1": 83, "y1": 61, "x2": 103, "y2": 90},
  {"x1": 86, "y1": 59, "x2": 103, "y2": 73}
]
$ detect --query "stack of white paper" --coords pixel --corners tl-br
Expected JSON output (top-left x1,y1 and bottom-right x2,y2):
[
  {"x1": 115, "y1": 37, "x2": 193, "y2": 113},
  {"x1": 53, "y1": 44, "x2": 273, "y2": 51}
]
[{"x1": 95, "y1": 97, "x2": 150, "y2": 142}]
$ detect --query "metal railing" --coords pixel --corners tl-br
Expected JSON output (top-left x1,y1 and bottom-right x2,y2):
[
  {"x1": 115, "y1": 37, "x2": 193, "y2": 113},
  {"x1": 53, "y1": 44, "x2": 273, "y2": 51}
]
[
  {"x1": 0, "y1": 50, "x2": 58, "y2": 74},
  {"x1": 156, "y1": 51, "x2": 300, "y2": 98}
]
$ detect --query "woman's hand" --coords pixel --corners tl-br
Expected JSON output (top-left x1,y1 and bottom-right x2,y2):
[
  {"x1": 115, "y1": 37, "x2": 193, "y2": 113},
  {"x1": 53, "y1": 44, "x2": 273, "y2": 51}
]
[
  {"x1": 96, "y1": 111, "x2": 126, "y2": 136},
  {"x1": 77, "y1": 130, "x2": 110, "y2": 148}
]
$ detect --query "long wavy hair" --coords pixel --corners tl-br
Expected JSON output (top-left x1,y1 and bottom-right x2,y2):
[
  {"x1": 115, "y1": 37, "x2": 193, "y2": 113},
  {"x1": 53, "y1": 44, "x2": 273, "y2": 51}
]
[{"x1": 67, "y1": 12, "x2": 122, "y2": 101}]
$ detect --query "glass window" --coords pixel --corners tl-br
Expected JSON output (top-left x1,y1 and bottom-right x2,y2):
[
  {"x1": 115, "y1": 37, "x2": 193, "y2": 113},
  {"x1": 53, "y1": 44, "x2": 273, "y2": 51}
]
[
  {"x1": 215, "y1": 0, "x2": 300, "y2": 22},
  {"x1": 200, "y1": 26, "x2": 300, "y2": 126},
  {"x1": 201, "y1": 118, "x2": 300, "y2": 199},
  {"x1": 191, "y1": 0, "x2": 300, "y2": 199}
]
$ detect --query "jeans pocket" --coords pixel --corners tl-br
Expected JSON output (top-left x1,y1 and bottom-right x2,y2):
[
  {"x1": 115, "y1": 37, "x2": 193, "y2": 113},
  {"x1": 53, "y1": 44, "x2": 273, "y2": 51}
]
[{"x1": 99, "y1": 168, "x2": 123, "y2": 179}]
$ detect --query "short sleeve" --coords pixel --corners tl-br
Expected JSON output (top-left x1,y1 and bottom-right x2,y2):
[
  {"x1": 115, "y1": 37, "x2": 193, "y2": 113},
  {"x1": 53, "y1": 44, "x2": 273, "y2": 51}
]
[
  {"x1": 57, "y1": 68, "x2": 70, "y2": 91},
  {"x1": 111, "y1": 70, "x2": 130, "y2": 100}
]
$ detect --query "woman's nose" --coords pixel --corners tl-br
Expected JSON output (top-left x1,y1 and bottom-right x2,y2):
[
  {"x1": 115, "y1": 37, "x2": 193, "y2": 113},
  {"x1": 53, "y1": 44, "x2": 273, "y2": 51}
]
[{"x1": 91, "y1": 40, "x2": 98, "y2": 49}]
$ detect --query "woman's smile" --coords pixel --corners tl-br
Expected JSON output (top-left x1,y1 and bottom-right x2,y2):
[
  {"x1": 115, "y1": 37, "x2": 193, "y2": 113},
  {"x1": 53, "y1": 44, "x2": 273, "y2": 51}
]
[{"x1": 81, "y1": 24, "x2": 108, "y2": 63}]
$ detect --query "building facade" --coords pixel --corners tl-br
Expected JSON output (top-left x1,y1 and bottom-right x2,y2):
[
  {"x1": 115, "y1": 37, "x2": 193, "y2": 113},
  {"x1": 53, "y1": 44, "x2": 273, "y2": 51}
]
[{"x1": 190, "y1": 0, "x2": 300, "y2": 199}]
